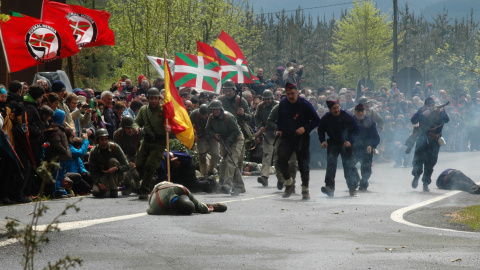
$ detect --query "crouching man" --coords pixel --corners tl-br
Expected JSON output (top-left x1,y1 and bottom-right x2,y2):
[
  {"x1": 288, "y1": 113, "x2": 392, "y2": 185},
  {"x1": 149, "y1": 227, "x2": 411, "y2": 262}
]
[
  {"x1": 147, "y1": 181, "x2": 227, "y2": 215},
  {"x1": 89, "y1": 128, "x2": 130, "y2": 198},
  {"x1": 436, "y1": 169, "x2": 480, "y2": 194}
]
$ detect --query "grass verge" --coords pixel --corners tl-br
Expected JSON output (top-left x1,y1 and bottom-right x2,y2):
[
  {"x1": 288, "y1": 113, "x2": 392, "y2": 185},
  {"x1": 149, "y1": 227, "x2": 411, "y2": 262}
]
[{"x1": 450, "y1": 205, "x2": 480, "y2": 230}]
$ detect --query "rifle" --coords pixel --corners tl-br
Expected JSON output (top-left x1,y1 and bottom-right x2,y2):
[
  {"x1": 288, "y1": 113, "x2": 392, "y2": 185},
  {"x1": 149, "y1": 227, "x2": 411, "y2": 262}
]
[
  {"x1": 405, "y1": 101, "x2": 449, "y2": 154},
  {"x1": 216, "y1": 137, "x2": 243, "y2": 173}
]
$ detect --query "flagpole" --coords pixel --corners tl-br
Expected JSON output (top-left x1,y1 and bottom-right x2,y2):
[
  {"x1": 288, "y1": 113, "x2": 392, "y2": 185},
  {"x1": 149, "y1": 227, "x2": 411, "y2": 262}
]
[
  {"x1": 164, "y1": 48, "x2": 171, "y2": 182},
  {"x1": 0, "y1": 27, "x2": 12, "y2": 75}
]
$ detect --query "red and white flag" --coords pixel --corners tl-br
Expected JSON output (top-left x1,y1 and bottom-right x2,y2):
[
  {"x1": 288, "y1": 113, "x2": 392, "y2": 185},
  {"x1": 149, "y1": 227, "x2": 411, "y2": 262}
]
[
  {"x1": 41, "y1": 0, "x2": 115, "y2": 48},
  {"x1": 0, "y1": 12, "x2": 80, "y2": 73},
  {"x1": 146, "y1": 55, "x2": 174, "y2": 78},
  {"x1": 174, "y1": 53, "x2": 220, "y2": 93}
]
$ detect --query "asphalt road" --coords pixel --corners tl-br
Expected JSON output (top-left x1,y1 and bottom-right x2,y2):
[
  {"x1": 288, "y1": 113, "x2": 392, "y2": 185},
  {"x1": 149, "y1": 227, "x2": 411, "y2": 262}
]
[{"x1": 1, "y1": 151, "x2": 480, "y2": 269}]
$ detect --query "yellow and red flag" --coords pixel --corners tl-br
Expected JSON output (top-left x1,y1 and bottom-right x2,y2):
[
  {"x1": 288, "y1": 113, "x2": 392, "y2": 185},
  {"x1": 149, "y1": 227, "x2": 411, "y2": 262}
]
[
  {"x1": 213, "y1": 30, "x2": 247, "y2": 64},
  {"x1": 196, "y1": 40, "x2": 218, "y2": 63},
  {"x1": 162, "y1": 54, "x2": 194, "y2": 149}
]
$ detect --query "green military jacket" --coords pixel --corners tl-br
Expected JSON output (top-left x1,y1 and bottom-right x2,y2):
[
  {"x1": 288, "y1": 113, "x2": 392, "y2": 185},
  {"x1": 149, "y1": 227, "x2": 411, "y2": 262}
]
[
  {"x1": 146, "y1": 181, "x2": 209, "y2": 215},
  {"x1": 266, "y1": 104, "x2": 279, "y2": 131},
  {"x1": 113, "y1": 128, "x2": 143, "y2": 162},
  {"x1": 89, "y1": 142, "x2": 129, "y2": 177},
  {"x1": 133, "y1": 104, "x2": 166, "y2": 138},
  {"x1": 206, "y1": 110, "x2": 241, "y2": 145},
  {"x1": 217, "y1": 95, "x2": 252, "y2": 123},
  {"x1": 255, "y1": 100, "x2": 278, "y2": 137},
  {"x1": 189, "y1": 108, "x2": 209, "y2": 138}
]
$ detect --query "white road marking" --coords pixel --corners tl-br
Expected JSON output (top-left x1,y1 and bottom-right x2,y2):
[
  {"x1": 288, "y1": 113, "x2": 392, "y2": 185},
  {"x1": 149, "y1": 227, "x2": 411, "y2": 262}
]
[{"x1": 390, "y1": 190, "x2": 479, "y2": 234}]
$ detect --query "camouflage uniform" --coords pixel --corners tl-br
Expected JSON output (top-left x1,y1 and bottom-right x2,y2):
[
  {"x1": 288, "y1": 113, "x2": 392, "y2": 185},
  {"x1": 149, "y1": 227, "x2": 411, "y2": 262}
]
[{"x1": 190, "y1": 108, "x2": 219, "y2": 177}]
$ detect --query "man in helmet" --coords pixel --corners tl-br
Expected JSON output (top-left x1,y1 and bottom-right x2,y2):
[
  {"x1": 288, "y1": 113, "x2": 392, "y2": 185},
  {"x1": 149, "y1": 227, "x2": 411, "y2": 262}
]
[
  {"x1": 217, "y1": 79, "x2": 252, "y2": 171},
  {"x1": 206, "y1": 100, "x2": 246, "y2": 196},
  {"x1": 113, "y1": 116, "x2": 143, "y2": 195},
  {"x1": 89, "y1": 128, "x2": 130, "y2": 198},
  {"x1": 254, "y1": 90, "x2": 278, "y2": 187},
  {"x1": 133, "y1": 87, "x2": 171, "y2": 199},
  {"x1": 146, "y1": 181, "x2": 227, "y2": 215},
  {"x1": 189, "y1": 103, "x2": 219, "y2": 177},
  {"x1": 277, "y1": 83, "x2": 321, "y2": 200}
]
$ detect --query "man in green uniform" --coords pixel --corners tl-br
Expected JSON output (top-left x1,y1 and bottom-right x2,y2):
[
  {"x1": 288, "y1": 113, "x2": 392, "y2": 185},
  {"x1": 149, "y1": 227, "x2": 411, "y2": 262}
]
[
  {"x1": 89, "y1": 128, "x2": 130, "y2": 198},
  {"x1": 113, "y1": 115, "x2": 143, "y2": 195},
  {"x1": 134, "y1": 88, "x2": 171, "y2": 200},
  {"x1": 254, "y1": 90, "x2": 278, "y2": 187},
  {"x1": 216, "y1": 79, "x2": 252, "y2": 171},
  {"x1": 206, "y1": 100, "x2": 245, "y2": 196},
  {"x1": 146, "y1": 181, "x2": 227, "y2": 215},
  {"x1": 190, "y1": 104, "x2": 219, "y2": 177}
]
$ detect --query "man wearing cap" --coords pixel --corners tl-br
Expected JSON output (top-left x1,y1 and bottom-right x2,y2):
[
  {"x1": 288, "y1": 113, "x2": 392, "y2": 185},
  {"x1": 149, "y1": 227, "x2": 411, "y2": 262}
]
[
  {"x1": 410, "y1": 97, "x2": 449, "y2": 192},
  {"x1": 411, "y1": 82, "x2": 424, "y2": 99},
  {"x1": 352, "y1": 103, "x2": 380, "y2": 191},
  {"x1": 267, "y1": 90, "x2": 298, "y2": 191},
  {"x1": 318, "y1": 98, "x2": 361, "y2": 197},
  {"x1": 113, "y1": 116, "x2": 143, "y2": 195},
  {"x1": 51, "y1": 80, "x2": 75, "y2": 133},
  {"x1": 255, "y1": 90, "x2": 278, "y2": 187},
  {"x1": 276, "y1": 83, "x2": 321, "y2": 200},
  {"x1": 89, "y1": 128, "x2": 130, "y2": 198},
  {"x1": 134, "y1": 87, "x2": 171, "y2": 199},
  {"x1": 147, "y1": 181, "x2": 227, "y2": 215},
  {"x1": 190, "y1": 104, "x2": 219, "y2": 177},
  {"x1": 355, "y1": 97, "x2": 384, "y2": 132}
]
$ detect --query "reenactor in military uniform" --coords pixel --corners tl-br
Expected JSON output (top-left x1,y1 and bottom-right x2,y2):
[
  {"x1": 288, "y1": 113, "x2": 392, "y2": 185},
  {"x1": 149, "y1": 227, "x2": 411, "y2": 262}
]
[
  {"x1": 216, "y1": 79, "x2": 252, "y2": 171},
  {"x1": 89, "y1": 128, "x2": 130, "y2": 198},
  {"x1": 206, "y1": 100, "x2": 245, "y2": 196},
  {"x1": 113, "y1": 115, "x2": 143, "y2": 195},
  {"x1": 146, "y1": 181, "x2": 227, "y2": 215},
  {"x1": 254, "y1": 90, "x2": 278, "y2": 187},
  {"x1": 134, "y1": 88, "x2": 171, "y2": 200},
  {"x1": 267, "y1": 91, "x2": 298, "y2": 191},
  {"x1": 190, "y1": 104, "x2": 219, "y2": 177}
]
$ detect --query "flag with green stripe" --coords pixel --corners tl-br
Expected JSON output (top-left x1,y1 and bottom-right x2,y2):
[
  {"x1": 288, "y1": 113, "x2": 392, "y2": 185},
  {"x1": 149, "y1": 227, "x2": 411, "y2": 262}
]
[{"x1": 174, "y1": 53, "x2": 220, "y2": 92}]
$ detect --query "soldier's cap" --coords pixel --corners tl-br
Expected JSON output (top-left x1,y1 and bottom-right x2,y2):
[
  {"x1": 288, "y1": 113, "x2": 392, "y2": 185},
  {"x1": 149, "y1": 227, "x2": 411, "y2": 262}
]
[
  {"x1": 285, "y1": 82, "x2": 297, "y2": 91},
  {"x1": 326, "y1": 100, "x2": 339, "y2": 109},
  {"x1": 171, "y1": 195, "x2": 194, "y2": 215},
  {"x1": 354, "y1": 103, "x2": 365, "y2": 111}
]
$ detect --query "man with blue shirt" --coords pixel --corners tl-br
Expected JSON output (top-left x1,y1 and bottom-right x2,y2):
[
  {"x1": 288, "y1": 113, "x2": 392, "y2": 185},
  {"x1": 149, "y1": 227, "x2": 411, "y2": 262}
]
[
  {"x1": 276, "y1": 83, "x2": 320, "y2": 200},
  {"x1": 318, "y1": 98, "x2": 361, "y2": 197}
]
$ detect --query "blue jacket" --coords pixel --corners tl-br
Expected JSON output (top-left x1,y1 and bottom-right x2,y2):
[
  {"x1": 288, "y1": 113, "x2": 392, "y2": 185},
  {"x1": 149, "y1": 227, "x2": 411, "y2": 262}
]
[
  {"x1": 353, "y1": 116, "x2": 380, "y2": 148},
  {"x1": 64, "y1": 139, "x2": 89, "y2": 174},
  {"x1": 411, "y1": 106, "x2": 449, "y2": 136},
  {"x1": 318, "y1": 110, "x2": 360, "y2": 144},
  {"x1": 276, "y1": 96, "x2": 320, "y2": 137}
]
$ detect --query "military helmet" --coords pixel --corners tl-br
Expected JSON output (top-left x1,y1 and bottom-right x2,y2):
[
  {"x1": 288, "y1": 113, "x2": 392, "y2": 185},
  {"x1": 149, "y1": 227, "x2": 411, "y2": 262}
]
[
  {"x1": 121, "y1": 115, "x2": 134, "y2": 128},
  {"x1": 358, "y1": 97, "x2": 370, "y2": 104},
  {"x1": 147, "y1": 87, "x2": 161, "y2": 97},
  {"x1": 171, "y1": 195, "x2": 194, "y2": 215},
  {"x1": 199, "y1": 104, "x2": 209, "y2": 115},
  {"x1": 209, "y1": 99, "x2": 223, "y2": 110},
  {"x1": 222, "y1": 79, "x2": 236, "y2": 90},
  {"x1": 95, "y1": 128, "x2": 109, "y2": 140},
  {"x1": 262, "y1": 90, "x2": 274, "y2": 99}
]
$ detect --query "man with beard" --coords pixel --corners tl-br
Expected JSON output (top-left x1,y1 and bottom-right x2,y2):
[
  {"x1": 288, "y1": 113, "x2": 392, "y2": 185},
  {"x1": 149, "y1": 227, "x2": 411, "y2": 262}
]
[
  {"x1": 276, "y1": 83, "x2": 320, "y2": 200},
  {"x1": 318, "y1": 98, "x2": 360, "y2": 197},
  {"x1": 254, "y1": 90, "x2": 278, "y2": 187},
  {"x1": 411, "y1": 97, "x2": 449, "y2": 192},
  {"x1": 352, "y1": 103, "x2": 380, "y2": 191}
]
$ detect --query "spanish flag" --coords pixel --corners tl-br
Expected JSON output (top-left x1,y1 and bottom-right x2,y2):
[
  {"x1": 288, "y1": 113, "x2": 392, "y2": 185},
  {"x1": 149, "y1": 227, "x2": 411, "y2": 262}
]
[
  {"x1": 197, "y1": 40, "x2": 218, "y2": 63},
  {"x1": 162, "y1": 54, "x2": 194, "y2": 149},
  {"x1": 213, "y1": 30, "x2": 246, "y2": 63}
]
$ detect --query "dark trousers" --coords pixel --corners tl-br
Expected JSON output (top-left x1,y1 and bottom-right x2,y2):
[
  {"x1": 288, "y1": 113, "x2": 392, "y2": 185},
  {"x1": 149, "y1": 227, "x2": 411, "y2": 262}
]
[
  {"x1": 353, "y1": 148, "x2": 373, "y2": 188},
  {"x1": 412, "y1": 134, "x2": 440, "y2": 185},
  {"x1": 325, "y1": 142, "x2": 360, "y2": 190},
  {"x1": 277, "y1": 134, "x2": 310, "y2": 188}
]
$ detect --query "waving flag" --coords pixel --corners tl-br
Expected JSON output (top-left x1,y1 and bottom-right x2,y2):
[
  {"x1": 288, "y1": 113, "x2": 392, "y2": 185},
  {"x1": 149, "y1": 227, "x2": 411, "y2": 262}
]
[
  {"x1": 213, "y1": 30, "x2": 246, "y2": 63},
  {"x1": 163, "y1": 55, "x2": 194, "y2": 149},
  {"x1": 196, "y1": 40, "x2": 218, "y2": 63},
  {"x1": 41, "y1": 0, "x2": 115, "y2": 48},
  {"x1": 218, "y1": 53, "x2": 259, "y2": 84},
  {"x1": 174, "y1": 53, "x2": 220, "y2": 92},
  {"x1": 147, "y1": 55, "x2": 174, "y2": 78},
  {"x1": 0, "y1": 12, "x2": 80, "y2": 73}
]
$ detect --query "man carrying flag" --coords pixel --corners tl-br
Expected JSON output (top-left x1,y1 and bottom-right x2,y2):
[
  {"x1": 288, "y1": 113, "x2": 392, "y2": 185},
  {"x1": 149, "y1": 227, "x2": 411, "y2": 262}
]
[{"x1": 133, "y1": 87, "x2": 171, "y2": 200}]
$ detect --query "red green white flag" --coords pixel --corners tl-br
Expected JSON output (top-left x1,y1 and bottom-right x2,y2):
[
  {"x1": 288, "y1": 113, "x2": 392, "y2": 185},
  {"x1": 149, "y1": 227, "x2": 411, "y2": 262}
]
[
  {"x1": 146, "y1": 55, "x2": 174, "y2": 78},
  {"x1": 174, "y1": 53, "x2": 220, "y2": 93},
  {"x1": 218, "y1": 53, "x2": 259, "y2": 84}
]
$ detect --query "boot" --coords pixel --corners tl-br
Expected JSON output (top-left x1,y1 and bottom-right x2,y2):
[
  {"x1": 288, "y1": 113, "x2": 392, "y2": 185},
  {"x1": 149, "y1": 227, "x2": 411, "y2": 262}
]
[
  {"x1": 301, "y1": 190, "x2": 310, "y2": 200},
  {"x1": 349, "y1": 188, "x2": 357, "y2": 197},
  {"x1": 276, "y1": 180, "x2": 284, "y2": 190},
  {"x1": 411, "y1": 175, "x2": 420, "y2": 189},
  {"x1": 282, "y1": 184, "x2": 294, "y2": 198},
  {"x1": 321, "y1": 186, "x2": 334, "y2": 197},
  {"x1": 422, "y1": 184, "x2": 430, "y2": 192},
  {"x1": 257, "y1": 176, "x2": 268, "y2": 187}
]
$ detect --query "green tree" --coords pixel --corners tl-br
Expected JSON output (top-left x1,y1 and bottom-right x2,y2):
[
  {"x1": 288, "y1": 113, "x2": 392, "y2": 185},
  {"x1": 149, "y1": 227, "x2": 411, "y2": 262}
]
[{"x1": 329, "y1": 0, "x2": 394, "y2": 88}]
